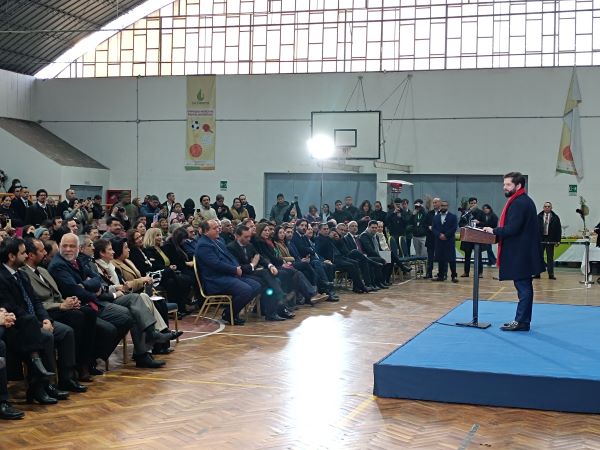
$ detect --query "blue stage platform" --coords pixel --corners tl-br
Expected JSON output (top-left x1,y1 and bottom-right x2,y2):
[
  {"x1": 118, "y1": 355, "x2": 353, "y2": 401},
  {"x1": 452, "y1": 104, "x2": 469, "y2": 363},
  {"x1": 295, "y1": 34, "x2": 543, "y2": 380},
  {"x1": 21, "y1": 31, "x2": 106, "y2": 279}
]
[{"x1": 374, "y1": 300, "x2": 600, "y2": 413}]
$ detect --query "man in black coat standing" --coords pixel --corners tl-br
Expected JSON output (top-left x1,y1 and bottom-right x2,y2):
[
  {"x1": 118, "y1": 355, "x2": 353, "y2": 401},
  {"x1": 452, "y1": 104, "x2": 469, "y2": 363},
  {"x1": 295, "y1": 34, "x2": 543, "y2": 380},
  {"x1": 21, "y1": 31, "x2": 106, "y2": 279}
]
[
  {"x1": 483, "y1": 172, "x2": 544, "y2": 332},
  {"x1": 537, "y1": 202, "x2": 562, "y2": 280},
  {"x1": 431, "y1": 200, "x2": 459, "y2": 283}
]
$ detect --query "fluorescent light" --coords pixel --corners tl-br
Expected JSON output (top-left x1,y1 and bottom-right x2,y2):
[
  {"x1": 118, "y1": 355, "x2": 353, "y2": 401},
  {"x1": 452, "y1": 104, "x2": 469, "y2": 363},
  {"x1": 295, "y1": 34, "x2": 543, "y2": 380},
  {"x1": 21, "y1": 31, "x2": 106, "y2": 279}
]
[
  {"x1": 35, "y1": 0, "x2": 175, "y2": 79},
  {"x1": 307, "y1": 134, "x2": 335, "y2": 160}
]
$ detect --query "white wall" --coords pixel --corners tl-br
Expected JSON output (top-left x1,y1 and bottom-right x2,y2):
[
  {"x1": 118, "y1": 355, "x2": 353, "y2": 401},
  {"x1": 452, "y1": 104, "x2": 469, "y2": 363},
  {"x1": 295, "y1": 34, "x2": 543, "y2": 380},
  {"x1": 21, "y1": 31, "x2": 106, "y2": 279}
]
[
  {"x1": 0, "y1": 68, "x2": 34, "y2": 120},
  {"x1": 31, "y1": 67, "x2": 600, "y2": 232}
]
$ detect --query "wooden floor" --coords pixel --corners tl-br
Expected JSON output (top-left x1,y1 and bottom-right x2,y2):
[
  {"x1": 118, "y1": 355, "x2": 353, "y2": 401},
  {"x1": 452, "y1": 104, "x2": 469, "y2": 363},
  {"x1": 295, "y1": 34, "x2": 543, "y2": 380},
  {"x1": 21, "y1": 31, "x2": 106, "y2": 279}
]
[{"x1": 2, "y1": 267, "x2": 600, "y2": 449}]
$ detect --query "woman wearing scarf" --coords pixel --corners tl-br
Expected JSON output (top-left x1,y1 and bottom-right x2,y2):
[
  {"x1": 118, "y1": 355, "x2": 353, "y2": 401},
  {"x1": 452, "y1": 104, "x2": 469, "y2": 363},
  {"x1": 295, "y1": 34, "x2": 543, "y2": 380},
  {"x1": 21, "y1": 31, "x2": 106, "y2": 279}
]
[{"x1": 482, "y1": 172, "x2": 544, "y2": 332}]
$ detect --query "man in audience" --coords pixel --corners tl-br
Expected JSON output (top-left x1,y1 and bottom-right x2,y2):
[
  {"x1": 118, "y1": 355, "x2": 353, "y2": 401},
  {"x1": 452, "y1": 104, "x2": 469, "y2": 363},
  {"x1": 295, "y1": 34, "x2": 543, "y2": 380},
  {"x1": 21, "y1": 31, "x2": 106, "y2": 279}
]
[
  {"x1": 360, "y1": 221, "x2": 392, "y2": 287},
  {"x1": 48, "y1": 234, "x2": 134, "y2": 371},
  {"x1": 411, "y1": 199, "x2": 428, "y2": 258},
  {"x1": 386, "y1": 198, "x2": 408, "y2": 256},
  {"x1": 162, "y1": 192, "x2": 176, "y2": 216},
  {"x1": 213, "y1": 194, "x2": 233, "y2": 220},
  {"x1": 345, "y1": 221, "x2": 388, "y2": 289},
  {"x1": 220, "y1": 219, "x2": 235, "y2": 245},
  {"x1": 101, "y1": 217, "x2": 124, "y2": 240},
  {"x1": 459, "y1": 197, "x2": 485, "y2": 278},
  {"x1": 0, "y1": 308, "x2": 25, "y2": 419},
  {"x1": 42, "y1": 240, "x2": 59, "y2": 268},
  {"x1": 315, "y1": 223, "x2": 368, "y2": 293},
  {"x1": 239, "y1": 194, "x2": 256, "y2": 220},
  {"x1": 57, "y1": 188, "x2": 76, "y2": 219},
  {"x1": 91, "y1": 195, "x2": 104, "y2": 220},
  {"x1": 424, "y1": 197, "x2": 441, "y2": 279},
  {"x1": 140, "y1": 195, "x2": 160, "y2": 224},
  {"x1": 182, "y1": 223, "x2": 199, "y2": 258},
  {"x1": 432, "y1": 200, "x2": 459, "y2": 283},
  {"x1": 12, "y1": 186, "x2": 29, "y2": 224},
  {"x1": 22, "y1": 238, "x2": 95, "y2": 385},
  {"x1": 269, "y1": 194, "x2": 289, "y2": 225},
  {"x1": 292, "y1": 219, "x2": 338, "y2": 301},
  {"x1": 198, "y1": 195, "x2": 217, "y2": 221},
  {"x1": 194, "y1": 220, "x2": 262, "y2": 325},
  {"x1": 335, "y1": 222, "x2": 377, "y2": 291},
  {"x1": 26, "y1": 189, "x2": 52, "y2": 227},
  {"x1": 537, "y1": 202, "x2": 561, "y2": 280},
  {"x1": 332, "y1": 200, "x2": 351, "y2": 224},
  {"x1": 227, "y1": 225, "x2": 291, "y2": 321},
  {"x1": 343, "y1": 196, "x2": 359, "y2": 221},
  {"x1": 49, "y1": 217, "x2": 63, "y2": 242},
  {"x1": 0, "y1": 237, "x2": 75, "y2": 403}
]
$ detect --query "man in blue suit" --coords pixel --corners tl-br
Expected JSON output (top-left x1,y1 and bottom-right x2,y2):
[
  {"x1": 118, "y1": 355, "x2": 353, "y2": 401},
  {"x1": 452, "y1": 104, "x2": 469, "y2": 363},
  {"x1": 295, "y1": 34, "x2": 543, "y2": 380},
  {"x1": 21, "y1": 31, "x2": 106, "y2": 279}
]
[
  {"x1": 483, "y1": 172, "x2": 544, "y2": 331},
  {"x1": 194, "y1": 220, "x2": 262, "y2": 325},
  {"x1": 431, "y1": 200, "x2": 459, "y2": 283}
]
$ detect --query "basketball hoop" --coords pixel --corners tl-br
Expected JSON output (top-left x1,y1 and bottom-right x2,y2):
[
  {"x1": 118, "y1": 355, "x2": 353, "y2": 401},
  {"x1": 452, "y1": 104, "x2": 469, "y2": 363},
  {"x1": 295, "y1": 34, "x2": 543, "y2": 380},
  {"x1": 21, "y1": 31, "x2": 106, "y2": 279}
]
[{"x1": 339, "y1": 146, "x2": 352, "y2": 159}]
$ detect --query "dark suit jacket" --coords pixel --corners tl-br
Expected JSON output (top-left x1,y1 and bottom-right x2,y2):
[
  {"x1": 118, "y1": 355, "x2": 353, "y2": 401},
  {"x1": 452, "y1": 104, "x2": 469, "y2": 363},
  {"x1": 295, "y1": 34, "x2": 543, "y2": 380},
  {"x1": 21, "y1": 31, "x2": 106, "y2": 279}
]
[
  {"x1": 194, "y1": 235, "x2": 239, "y2": 293},
  {"x1": 432, "y1": 212, "x2": 457, "y2": 262},
  {"x1": 0, "y1": 265, "x2": 49, "y2": 322},
  {"x1": 26, "y1": 203, "x2": 52, "y2": 227},
  {"x1": 315, "y1": 235, "x2": 337, "y2": 262},
  {"x1": 291, "y1": 231, "x2": 315, "y2": 260},
  {"x1": 161, "y1": 241, "x2": 191, "y2": 272},
  {"x1": 143, "y1": 247, "x2": 168, "y2": 272},
  {"x1": 494, "y1": 194, "x2": 545, "y2": 280},
  {"x1": 47, "y1": 253, "x2": 108, "y2": 306},
  {"x1": 538, "y1": 211, "x2": 562, "y2": 243},
  {"x1": 359, "y1": 231, "x2": 381, "y2": 258},
  {"x1": 11, "y1": 198, "x2": 27, "y2": 222},
  {"x1": 227, "y1": 241, "x2": 269, "y2": 274}
]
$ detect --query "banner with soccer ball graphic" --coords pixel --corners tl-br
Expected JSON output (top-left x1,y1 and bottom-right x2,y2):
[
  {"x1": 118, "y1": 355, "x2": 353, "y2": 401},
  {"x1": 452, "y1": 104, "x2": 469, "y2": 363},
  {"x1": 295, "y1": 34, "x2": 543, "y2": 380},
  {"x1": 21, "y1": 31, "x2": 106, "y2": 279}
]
[{"x1": 186, "y1": 76, "x2": 216, "y2": 170}]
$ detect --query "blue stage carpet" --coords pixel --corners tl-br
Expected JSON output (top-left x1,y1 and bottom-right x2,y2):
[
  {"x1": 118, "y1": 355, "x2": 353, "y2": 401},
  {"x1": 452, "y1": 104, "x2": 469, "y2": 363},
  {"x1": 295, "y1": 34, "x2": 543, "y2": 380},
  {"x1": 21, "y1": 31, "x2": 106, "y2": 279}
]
[{"x1": 373, "y1": 300, "x2": 600, "y2": 413}]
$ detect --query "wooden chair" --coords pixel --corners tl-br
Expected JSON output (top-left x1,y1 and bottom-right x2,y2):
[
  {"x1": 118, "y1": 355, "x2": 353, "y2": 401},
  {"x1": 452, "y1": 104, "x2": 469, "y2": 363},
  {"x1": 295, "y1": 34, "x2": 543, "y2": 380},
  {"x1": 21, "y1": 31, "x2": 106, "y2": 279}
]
[
  {"x1": 193, "y1": 256, "x2": 234, "y2": 325},
  {"x1": 243, "y1": 295, "x2": 262, "y2": 319},
  {"x1": 334, "y1": 270, "x2": 350, "y2": 289}
]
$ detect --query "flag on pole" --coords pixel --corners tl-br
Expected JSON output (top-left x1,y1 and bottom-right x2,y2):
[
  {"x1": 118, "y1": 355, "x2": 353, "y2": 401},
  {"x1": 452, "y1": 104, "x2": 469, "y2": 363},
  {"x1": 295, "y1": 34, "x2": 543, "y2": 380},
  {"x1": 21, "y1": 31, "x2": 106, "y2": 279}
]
[{"x1": 556, "y1": 68, "x2": 583, "y2": 180}]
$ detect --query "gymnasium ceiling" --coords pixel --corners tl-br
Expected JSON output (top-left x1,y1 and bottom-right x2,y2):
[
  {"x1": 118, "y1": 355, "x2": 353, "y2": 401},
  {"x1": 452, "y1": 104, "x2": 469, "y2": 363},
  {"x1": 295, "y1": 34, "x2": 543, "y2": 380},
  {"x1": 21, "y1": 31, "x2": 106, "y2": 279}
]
[{"x1": 0, "y1": 0, "x2": 146, "y2": 75}]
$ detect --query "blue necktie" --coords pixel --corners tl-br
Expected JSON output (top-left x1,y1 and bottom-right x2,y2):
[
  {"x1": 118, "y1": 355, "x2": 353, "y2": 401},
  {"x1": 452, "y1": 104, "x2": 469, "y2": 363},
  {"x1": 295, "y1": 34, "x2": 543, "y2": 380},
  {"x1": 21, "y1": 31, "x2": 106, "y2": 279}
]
[{"x1": 14, "y1": 273, "x2": 35, "y2": 315}]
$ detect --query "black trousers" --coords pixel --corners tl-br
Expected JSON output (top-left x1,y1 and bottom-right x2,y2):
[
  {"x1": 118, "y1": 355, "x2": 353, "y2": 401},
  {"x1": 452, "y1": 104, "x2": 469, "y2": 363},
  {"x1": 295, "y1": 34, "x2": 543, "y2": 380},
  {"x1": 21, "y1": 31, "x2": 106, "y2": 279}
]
[
  {"x1": 247, "y1": 271, "x2": 283, "y2": 317},
  {"x1": 438, "y1": 260, "x2": 457, "y2": 279},
  {"x1": 41, "y1": 321, "x2": 76, "y2": 384},
  {"x1": 463, "y1": 243, "x2": 483, "y2": 275},
  {"x1": 292, "y1": 261, "x2": 317, "y2": 286},
  {"x1": 426, "y1": 245, "x2": 435, "y2": 275},
  {"x1": 334, "y1": 257, "x2": 365, "y2": 290},
  {"x1": 49, "y1": 307, "x2": 97, "y2": 368},
  {"x1": 542, "y1": 243, "x2": 555, "y2": 276},
  {"x1": 0, "y1": 333, "x2": 7, "y2": 401},
  {"x1": 348, "y1": 249, "x2": 373, "y2": 286}
]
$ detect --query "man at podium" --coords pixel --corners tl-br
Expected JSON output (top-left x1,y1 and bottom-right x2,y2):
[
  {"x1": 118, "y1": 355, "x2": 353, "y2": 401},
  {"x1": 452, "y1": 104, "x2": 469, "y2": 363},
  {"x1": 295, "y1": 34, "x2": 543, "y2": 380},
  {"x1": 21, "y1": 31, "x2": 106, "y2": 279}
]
[{"x1": 482, "y1": 172, "x2": 545, "y2": 331}]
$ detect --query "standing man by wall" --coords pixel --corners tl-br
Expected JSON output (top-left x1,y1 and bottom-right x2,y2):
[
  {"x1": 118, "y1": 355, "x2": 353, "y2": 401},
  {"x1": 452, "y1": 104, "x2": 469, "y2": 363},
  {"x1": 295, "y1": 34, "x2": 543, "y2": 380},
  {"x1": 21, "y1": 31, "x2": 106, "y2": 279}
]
[
  {"x1": 431, "y1": 200, "x2": 458, "y2": 283},
  {"x1": 537, "y1": 202, "x2": 561, "y2": 280},
  {"x1": 483, "y1": 172, "x2": 544, "y2": 332}
]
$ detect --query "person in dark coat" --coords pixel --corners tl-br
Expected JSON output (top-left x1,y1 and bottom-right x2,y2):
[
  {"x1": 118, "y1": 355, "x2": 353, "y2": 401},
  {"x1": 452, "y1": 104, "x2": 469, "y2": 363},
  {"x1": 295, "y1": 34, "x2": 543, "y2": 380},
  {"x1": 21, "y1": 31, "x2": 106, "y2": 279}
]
[
  {"x1": 483, "y1": 172, "x2": 544, "y2": 332},
  {"x1": 481, "y1": 204, "x2": 498, "y2": 266},
  {"x1": 424, "y1": 197, "x2": 441, "y2": 278},
  {"x1": 431, "y1": 200, "x2": 458, "y2": 283},
  {"x1": 537, "y1": 202, "x2": 562, "y2": 280}
]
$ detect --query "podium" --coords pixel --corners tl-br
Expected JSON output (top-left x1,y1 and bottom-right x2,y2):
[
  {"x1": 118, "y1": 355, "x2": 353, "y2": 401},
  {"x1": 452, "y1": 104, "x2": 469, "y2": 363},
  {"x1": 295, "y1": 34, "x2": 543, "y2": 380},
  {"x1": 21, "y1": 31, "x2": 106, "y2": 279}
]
[{"x1": 457, "y1": 227, "x2": 497, "y2": 329}]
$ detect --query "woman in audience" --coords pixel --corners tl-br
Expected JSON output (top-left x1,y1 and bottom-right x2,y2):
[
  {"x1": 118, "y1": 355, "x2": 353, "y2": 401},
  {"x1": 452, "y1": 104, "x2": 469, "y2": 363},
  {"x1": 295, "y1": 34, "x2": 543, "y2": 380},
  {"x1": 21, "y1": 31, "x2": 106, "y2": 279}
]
[
  {"x1": 162, "y1": 226, "x2": 199, "y2": 301},
  {"x1": 7, "y1": 178, "x2": 21, "y2": 193},
  {"x1": 34, "y1": 227, "x2": 50, "y2": 241},
  {"x1": 142, "y1": 228, "x2": 193, "y2": 317},
  {"x1": 371, "y1": 200, "x2": 387, "y2": 224},
  {"x1": 305, "y1": 205, "x2": 320, "y2": 223},
  {"x1": 22, "y1": 224, "x2": 35, "y2": 238},
  {"x1": 254, "y1": 223, "x2": 316, "y2": 307},
  {"x1": 157, "y1": 218, "x2": 169, "y2": 238},
  {"x1": 134, "y1": 217, "x2": 147, "y2": 236},
  {"x1": 0, "y1": 194, "x2": 22, "y2": 227},
  {"x1": 127, "y1": 229, "x2": 153, "y2": 276},
  {"x1": 182, "y1": 198, "x2": 196, "y2": 218},
  {"x1": 357, "y1": 200, "x2": 373, "y2": 233},
  {"x1": 321, "y1": 204, "x2": 331, "y2": 222},
  {"x1": 111, "y1": 237, "x2": 182, "y2": 353},
  {"x1": 64, "y1": 199, "x2": 92, "y2": 227},
  {"x1": 230, "y1": 197, "x2": 249, "y2": 221}
]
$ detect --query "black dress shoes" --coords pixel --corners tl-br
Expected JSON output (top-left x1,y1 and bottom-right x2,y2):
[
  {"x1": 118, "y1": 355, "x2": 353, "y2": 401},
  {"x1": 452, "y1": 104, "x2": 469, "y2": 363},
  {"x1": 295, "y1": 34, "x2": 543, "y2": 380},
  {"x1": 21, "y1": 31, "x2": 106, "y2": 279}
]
[
  {"x1": 134, "y1": 352, "x2": 166, "y2": 368},
  {"x1": 27, "y1": 384, "x2": 58, "y2": 405},
  {"x1": 451, "y1": 276, "x2": 459, "y2": 283},
  {"x1": 146, "y1": 329, "x2": 171, "y2": 344},
  {"x1": 0, "y1": 401, "x2": 24, "y2": 420},
  {"x1": 431, "y1": 277, "x2": 444, "y2": 282},
  {"x1": 89, "y1": 365, "x2": 104, "y2": 376},
  {"x1": 221, "y1": 310, "x2": 245, "y2": 325},
  {"x1": 266, "y1": 313, "x2": 286, "y2": 321},
  {"x1": 326, "y1": 295, "x2": 339, "y2": 302},
  {"x1": 549, "y1": 275, "x2": 557, "y2": 280},
  {"x1": 30, "y1": 356, "x2": 55, "y2": 378},
  {"x1": 377, "y1": 283, "x2": 389, "y2": 289},
  {"x1": 58, "y1": 379, "x2": 88, "y2": 393},
  {"x1": 46, "y1": 384, "x2": 70, "y2": 400},
  {"x1": 162, "y1": 330, "x2": 183, "y2": 340},
  {"x1": 500, "y1": 321, "x2": 530, "y2": 331},
  {"x1": 152, "y1": 347, "x2": 174, "y2": 355},
  {"x1": 279, "y1": 308, "x2": 295, "y2": 319}
]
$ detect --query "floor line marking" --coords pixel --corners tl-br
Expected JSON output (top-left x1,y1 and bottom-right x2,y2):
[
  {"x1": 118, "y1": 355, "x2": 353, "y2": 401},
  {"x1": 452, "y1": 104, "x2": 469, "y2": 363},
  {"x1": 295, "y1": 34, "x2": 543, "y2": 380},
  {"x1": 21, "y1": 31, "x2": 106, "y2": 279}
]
[
  {"x1": 335, "y1": 395, "x2": 376, "y2": 428},
  {"x1": 487, "y1": 286, "x2": 505, "y2": 300},
  {"x1": 459, "y1": 423, "x2": 480, "y2": 450}
]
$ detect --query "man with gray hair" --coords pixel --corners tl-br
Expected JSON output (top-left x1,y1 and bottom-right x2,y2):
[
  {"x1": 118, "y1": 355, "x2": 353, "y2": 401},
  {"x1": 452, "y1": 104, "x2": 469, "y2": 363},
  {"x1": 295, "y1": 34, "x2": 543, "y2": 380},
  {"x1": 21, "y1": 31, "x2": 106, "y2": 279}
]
[{"x1": 220, "y1": 219, "x2": 235, "y2": 245}]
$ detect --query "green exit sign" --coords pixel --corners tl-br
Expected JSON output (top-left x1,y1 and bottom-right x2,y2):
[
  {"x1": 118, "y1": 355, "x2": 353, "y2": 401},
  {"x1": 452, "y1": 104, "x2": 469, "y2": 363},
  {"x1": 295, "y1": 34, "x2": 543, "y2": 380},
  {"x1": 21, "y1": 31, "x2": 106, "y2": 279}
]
[
  {"x1": 219, "y1": 180, "x2": 228, "y2": 191},
  {"x1": 569, "y1": 184, "x2": 577, "y2": 196}
]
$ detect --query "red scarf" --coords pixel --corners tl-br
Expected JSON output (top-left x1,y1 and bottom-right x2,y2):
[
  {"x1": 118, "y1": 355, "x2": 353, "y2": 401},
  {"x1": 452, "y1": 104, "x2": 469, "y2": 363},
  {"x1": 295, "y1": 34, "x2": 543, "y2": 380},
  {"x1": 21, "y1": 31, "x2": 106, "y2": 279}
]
[{"x1": 496, "y1": 187, "x2": 526, "y2": 267}]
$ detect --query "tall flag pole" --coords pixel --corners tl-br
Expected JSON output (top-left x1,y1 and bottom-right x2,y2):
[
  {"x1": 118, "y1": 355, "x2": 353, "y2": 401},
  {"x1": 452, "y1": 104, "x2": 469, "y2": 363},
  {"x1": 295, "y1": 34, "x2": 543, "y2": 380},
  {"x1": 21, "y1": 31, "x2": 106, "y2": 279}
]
[{"x1": 556, "y1": 67, "x2": 583, "y2": 180}]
